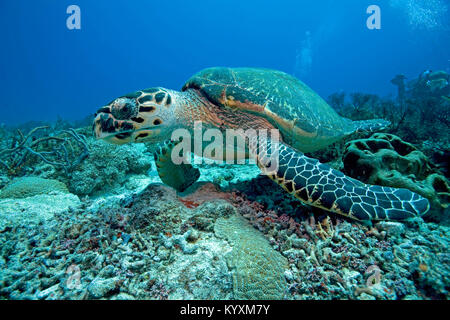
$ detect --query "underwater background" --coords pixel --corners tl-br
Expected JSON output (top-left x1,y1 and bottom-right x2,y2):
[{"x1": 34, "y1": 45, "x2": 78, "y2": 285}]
[
  {"x1": 1, "y1": 0, "x2": 450, "y2": 124},
  {"x1": 0, "y1": 0, "x2": 449, "y2": 300}
]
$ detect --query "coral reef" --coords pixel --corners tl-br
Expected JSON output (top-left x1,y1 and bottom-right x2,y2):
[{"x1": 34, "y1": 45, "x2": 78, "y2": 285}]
[
  {"x1": 67, "y1": 140, "x2": 152, "y2": 196},
  {"x1": 225, "y1": 185, "x2": 449, "y2": 299},
  {"x1": 0, "y1": 175, "x2": 10, "y2": 189},
  {"x1": 1, "y1": 171, "x2": 448, "y2": 300},
  {"x1": 0, "y1": 68, "x2": 449, "y2": 301},
  {"x1": 215, "y1": 214, "x2": 288, "y2": 299},
  {"x1": 0, "y1": 192, "x2": 80, "y2": 230},
  {"x1": 0, "y1": 177, "x2": 69, "y2": 199},
  {"x1": 0, "y1": 170, "x2": 448, "y2": 300},
  {"x1": 0, "y1": 184, "x2": 235, "y2": 300},
  {"x1": 407, "y1": 70, "x2": 450, "y2": 100},
  {"x1": 0, "y1": 126, "x2": 89, "y2": 178},
  {"x1": 343, "y1": 133, "x2": 449, "y2": 222},
  {"x1": 328, "y1": 70, "x2": 450, "y2": 148}
]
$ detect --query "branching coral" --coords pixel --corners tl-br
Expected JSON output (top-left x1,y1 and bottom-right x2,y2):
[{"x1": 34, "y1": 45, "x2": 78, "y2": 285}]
[
  {"x1": 158, "y1": 230, "x2": 199, "y2": 254},
  {"x1": 0, "y1": 126, "x2": 89, "y2": 177},
  {"x1": 315, "y1": 216, "x2": 335, "y2": 240}
]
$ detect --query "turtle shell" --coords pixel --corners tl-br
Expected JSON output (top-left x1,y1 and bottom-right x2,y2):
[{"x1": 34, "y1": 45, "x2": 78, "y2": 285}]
[{"x1": 182, "y1": 67, "x2": 354, "y2": 153}]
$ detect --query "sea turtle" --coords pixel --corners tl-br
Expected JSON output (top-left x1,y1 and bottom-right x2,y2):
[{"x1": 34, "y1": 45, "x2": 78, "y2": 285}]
[{"x1": 93, "y1": 67, "x2": 429, "y2": 222}]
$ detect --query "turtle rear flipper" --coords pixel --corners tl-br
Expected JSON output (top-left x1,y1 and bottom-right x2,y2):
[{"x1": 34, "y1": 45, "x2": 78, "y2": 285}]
[
  {"x1": 350, "y1": 118, "x2": 391, "y2": 133},
  {"x1": 257, "y1": 140, "x2": 429, "y2": 221},
  {"x1": 154, "y1": 140, "x2": 200, "y2": 192}
]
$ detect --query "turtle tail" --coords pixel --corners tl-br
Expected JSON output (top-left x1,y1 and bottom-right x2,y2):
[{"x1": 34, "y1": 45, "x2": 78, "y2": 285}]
[
  {"x1": 351, "y1": 118, "x2": 391, "y2": 133},
  {"x1": 254, "y1": 140, "x2": 429, "y2": 222}
]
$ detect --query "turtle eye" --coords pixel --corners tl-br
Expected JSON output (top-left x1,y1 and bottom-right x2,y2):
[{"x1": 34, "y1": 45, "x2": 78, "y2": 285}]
[{"x1": 111, "y1": 98, "x2": 138, "y2": 120}]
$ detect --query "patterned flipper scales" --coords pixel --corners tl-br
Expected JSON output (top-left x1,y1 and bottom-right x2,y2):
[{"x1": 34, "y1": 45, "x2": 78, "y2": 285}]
[{"x1": 254, "y1": 140, "x2": 430, "y2": 221}]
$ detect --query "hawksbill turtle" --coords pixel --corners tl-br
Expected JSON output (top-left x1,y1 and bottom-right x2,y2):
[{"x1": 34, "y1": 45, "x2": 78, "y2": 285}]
[{"x1": 93, "y1": 67, "x2": 429, "y2": 222}]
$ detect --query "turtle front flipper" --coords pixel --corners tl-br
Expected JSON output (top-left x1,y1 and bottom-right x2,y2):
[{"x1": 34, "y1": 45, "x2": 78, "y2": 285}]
[
  {"x1": 256, "y1": 141, "x2": 430, "y2": 222},
  {"x1": 154, "y1": 140, "x2": 200, "y2": 192}
]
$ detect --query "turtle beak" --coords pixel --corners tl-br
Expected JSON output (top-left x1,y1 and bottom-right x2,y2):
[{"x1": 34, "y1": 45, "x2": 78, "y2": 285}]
[
  {"x1": 93, "y1": 106, "x2": 136, "y2": 144},
  {"x1": 93, "y1": 107, "x2": 163, "y2": 145},
  {"x1": 93, "y1": 107, "x2": 112, "y2": 138}
]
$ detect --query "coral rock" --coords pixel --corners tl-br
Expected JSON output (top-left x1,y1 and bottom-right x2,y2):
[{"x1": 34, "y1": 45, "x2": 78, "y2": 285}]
[
  {"x1": 343, "y1": 133, "x2": 449, "y2": 221},
  {"x1": 0, "y1": 177, "x2": 68, "y2": 199},
  {"x1": 69, "y1": 140, "x2": 152, "y2": 196},
  {"x1": 214, "y1": 214, "x2": 288, "y2": 299}
]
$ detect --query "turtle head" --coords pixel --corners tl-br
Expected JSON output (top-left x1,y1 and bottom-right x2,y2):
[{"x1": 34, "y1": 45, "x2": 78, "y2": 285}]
[{"x1": 93, "y1": 88, "x2": 177, "y2": 145}]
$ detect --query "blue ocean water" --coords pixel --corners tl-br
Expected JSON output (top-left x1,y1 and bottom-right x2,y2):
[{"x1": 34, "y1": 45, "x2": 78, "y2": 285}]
[{"x1": 0, "y1": 0, "x2": 449, "y2": 124}]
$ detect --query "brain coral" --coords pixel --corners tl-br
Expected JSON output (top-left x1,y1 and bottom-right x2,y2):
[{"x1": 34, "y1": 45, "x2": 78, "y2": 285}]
[
  {"x1": 0, "y1": 177, "x2": 69, "y2": 199},
  {"x1": 343, "y1": 133, "x2": 449, "y2": 221},
  {"x1": 214, "y1": 214, "x2": 288, "y2": 299}
]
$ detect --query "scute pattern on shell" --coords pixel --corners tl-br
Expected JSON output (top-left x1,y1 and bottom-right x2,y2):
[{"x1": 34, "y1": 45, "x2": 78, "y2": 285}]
[{"x1": 182, "y1": 67, "x2": 354, "y2": 146}]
